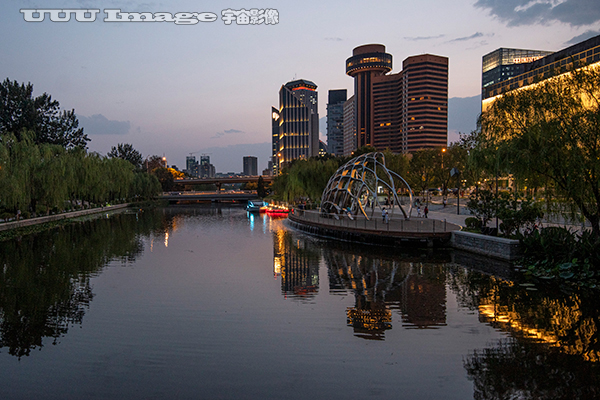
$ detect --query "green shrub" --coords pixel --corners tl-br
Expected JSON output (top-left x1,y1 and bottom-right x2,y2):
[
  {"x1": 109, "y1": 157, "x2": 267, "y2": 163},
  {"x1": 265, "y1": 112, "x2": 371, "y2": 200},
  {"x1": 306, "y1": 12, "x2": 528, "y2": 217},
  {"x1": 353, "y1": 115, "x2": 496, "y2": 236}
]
[
  {"x1": 465, "y1": 217, "x2": 482, "y2": 230},
  {"x1": 520, "y1": 227, "x2": 600, "y2": 286},
  {"x1": 1, "y1": 212, "x2": 14, "y2": 221}
]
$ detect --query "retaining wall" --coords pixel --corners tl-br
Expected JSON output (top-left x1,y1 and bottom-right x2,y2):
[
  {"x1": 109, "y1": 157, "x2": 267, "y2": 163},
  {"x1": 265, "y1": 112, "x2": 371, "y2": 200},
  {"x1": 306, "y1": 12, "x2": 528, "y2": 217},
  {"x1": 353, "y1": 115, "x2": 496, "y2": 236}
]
[{"x1": 451, "y1": 230, "x2": 522, "y2": 261}]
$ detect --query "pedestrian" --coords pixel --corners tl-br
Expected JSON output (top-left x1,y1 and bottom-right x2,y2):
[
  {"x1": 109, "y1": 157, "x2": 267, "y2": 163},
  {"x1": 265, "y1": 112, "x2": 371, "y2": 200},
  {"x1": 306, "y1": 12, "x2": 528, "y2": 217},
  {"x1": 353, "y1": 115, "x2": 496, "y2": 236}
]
[
  {"x1": 382, "y1": 207, "x2": 386, "y2": 222},
  {"x1": 443, "y1": 198, "x2": 447, "y2": 208},
  {"x1": 424, "y1": 205, "x2": 429, "y2": 218},
  {"x1": 417, "y1": 205, "x2": 421, "y2": 218},
  {"x1": 384, "y1": 208, "x2": 389, "y2": 224}
]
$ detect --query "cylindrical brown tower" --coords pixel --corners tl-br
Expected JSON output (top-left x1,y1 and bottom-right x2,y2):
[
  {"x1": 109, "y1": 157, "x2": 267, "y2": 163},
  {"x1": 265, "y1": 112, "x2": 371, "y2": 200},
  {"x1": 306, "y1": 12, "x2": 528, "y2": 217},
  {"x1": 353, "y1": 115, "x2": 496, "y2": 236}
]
[{"x1": 346, "y1": 44, "x2": 392, "y2": 149}]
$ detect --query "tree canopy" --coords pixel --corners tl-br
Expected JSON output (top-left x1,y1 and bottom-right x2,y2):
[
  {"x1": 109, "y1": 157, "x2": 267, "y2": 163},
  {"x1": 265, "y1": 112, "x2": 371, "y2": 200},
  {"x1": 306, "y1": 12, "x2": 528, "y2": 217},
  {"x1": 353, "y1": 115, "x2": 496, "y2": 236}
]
[
  {"x1": 107, "y1": 143, "x2": 143, "y2": 170},
  {"x1": 0, "y1": 79, "x2": 89, "y2": 150},
  {"x1": 477, "y1": 65, "x2": 600, "y2": 236}
]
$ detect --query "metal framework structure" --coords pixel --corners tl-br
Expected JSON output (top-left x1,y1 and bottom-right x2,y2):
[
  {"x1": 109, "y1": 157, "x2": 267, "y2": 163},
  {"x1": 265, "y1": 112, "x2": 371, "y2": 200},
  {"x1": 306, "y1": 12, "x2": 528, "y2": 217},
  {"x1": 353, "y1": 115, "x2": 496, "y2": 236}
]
[{"x1": 320, "y1": 152, "x2": 413, "y2": 220}]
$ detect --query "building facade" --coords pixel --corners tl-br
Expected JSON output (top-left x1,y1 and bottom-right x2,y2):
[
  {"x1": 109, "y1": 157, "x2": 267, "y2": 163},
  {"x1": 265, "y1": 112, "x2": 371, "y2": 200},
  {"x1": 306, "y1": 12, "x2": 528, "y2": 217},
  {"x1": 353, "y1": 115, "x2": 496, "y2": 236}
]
[
  {"x1": 402, "y1": 54, "x2": 449, "y2": 151},
  {"x1": 343, "y1": 95, "x2": 356, "y2": 156},
  {"x1": 482, "y1": 35, "x2": 600, "y2": 111},
  {"x1": 346, "y1": 44, "x2": 393, "y2": 149},
  {"x1": 199, "y1": 155, "x2": 215, "y2": 178},
  {"x1": 185, "y1": 155, "x2": 199, "y2": 177},
  {"x1": 271, "y1": 107, "x2": 280, "y2": 175},
  {"x1": 326, "y1": 89, "x2": 347, "y2": 156},
  {"x1": 482, "y1": 48, "x2": 552, "y2": 89},
  {"x1": 272, "y1": 79, "x2": 320, "y2": 173},
  {"x1": 243, "y1": 156, "x2": 258, "y2": 176},
  {"x1": 345, "y1": 44, "x2": 448, "y2": 153}
]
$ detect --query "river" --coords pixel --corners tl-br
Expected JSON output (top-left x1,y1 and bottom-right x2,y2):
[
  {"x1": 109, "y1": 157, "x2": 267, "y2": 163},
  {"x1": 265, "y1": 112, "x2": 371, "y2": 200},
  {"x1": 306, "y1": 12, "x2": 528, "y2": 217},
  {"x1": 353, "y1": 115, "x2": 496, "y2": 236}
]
[{"x1": 0, "y1": 206, "x2": 599, "y2": 399}]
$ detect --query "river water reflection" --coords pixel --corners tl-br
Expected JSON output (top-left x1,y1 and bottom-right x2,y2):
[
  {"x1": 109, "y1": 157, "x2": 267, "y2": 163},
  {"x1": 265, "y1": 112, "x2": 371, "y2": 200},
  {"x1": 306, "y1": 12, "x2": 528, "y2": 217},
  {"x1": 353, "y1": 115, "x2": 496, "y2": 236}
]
[{"x1": 1, "y1": 206, "x2": 599, "y2": 399}]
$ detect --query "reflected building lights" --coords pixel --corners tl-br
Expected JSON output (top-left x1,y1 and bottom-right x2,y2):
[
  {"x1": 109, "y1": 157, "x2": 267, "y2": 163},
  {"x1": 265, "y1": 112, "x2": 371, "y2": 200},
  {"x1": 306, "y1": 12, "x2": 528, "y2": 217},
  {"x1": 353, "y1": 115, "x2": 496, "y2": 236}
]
[{"x1": 474, "y1": 278, "x2": 600, "y2": 362}]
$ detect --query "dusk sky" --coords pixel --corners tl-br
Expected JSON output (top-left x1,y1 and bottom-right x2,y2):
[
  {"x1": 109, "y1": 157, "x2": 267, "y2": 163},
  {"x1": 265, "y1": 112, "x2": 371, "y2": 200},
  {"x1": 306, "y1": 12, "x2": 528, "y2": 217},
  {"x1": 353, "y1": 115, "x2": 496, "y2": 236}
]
[{"x1": 2, "y1": 0, "x2": 600, "y2": 172}]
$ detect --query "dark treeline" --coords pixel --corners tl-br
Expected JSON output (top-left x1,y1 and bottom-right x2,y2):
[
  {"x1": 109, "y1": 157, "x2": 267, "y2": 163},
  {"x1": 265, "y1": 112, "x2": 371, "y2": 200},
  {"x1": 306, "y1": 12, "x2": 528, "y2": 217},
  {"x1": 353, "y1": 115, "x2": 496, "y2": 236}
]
[{"x1": 0, "y1": 79, "x2": 162, "y2": 219}]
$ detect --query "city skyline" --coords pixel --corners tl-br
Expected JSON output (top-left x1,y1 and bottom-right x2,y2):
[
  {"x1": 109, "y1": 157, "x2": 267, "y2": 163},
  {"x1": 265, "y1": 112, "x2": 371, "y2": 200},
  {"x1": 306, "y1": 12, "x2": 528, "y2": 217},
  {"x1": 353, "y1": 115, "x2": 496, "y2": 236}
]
[{"x1": 2, "y1": 0, "x2": 599, "y2": 172}]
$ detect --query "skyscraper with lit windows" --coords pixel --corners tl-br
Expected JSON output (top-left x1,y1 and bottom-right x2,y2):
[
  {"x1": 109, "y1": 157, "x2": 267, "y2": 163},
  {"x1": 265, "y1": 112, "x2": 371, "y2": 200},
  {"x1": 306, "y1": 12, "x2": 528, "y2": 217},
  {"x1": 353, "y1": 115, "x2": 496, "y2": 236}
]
[
  {"x1": 345, "y1": 44, "x2": 448, "y2": 153},
  {"x1": 272, "y1": 79, "x2": 319, "y2": 173}
]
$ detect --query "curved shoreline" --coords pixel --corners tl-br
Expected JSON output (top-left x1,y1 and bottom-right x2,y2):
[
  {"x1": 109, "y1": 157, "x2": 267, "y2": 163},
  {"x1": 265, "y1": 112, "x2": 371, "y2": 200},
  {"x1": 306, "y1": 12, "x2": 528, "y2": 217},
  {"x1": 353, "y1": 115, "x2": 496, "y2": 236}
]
[{"x1": 287, "y1": 210, "x2": 460, "y2": 247}]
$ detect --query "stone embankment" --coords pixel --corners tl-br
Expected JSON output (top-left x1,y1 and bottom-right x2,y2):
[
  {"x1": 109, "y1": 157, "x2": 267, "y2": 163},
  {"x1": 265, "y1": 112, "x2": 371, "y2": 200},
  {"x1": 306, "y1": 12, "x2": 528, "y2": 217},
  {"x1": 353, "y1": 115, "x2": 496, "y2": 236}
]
[{"x1": 0, "y1": 204, "x2": 130, "y2": 232}]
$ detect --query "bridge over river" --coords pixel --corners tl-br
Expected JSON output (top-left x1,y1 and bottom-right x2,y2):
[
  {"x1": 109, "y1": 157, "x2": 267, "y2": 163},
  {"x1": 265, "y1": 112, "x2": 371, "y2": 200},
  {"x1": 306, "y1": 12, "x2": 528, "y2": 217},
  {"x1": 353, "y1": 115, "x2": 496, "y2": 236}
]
[
  {"x1": 175, "y1": 175, "x2": 273, "y2": 190},
  {"x1": 160, "y1": 191, "x2": 259, "y2": 203}
]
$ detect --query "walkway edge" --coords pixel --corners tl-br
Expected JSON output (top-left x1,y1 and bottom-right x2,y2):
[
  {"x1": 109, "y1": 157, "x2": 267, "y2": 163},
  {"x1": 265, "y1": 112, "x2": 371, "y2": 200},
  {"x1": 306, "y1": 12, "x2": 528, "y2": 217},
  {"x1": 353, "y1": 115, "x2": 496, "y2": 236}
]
[
  {"x1": 0, "y1": 204, "x2": 130, "y2": 232},
  {"x1": 287, "y1": 213, "x2": 453, "y2": 247}
]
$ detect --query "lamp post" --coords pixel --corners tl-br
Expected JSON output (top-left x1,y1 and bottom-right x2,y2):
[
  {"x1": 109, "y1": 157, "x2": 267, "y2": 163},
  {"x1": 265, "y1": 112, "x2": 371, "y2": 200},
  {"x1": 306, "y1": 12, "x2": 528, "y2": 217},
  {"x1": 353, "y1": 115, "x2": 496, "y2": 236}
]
[
  {"x1": 441, "y1": 147, "x2": 447, "y2": 202},
  {"x1": 451, "y1": 168, "x2": 460, "y2": 215}
]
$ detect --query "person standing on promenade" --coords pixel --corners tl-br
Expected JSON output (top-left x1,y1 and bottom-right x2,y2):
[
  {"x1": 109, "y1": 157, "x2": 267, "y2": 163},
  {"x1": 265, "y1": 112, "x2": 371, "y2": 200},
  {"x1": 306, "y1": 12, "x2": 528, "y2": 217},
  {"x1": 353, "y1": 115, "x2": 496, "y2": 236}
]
[
  {"x1": 424, "y1": 205, "x2": 429, "y2": 218},
  {"x1": 417, "y1": 205, "x2": 421, "y2": 218},
  {"x1": 382, "y1": 207, "x2": 386, "y2": 222}
]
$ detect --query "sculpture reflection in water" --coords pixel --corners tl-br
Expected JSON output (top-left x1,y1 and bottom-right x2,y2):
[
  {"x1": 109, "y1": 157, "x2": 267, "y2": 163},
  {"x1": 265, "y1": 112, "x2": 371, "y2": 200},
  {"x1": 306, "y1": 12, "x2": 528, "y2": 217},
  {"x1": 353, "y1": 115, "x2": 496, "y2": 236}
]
[
  {"x1": 0, "y1": 209, "x2": 170, "y2": 358},
  {"x1": 325, "y1": 248, "x2": 447, "y2": 340},
  {"x1": 272, "y1": 230, "x2": 448, "y2": 339},
  {"x1": 320, "y1": 152, "x2": 413, "y2": 220}
]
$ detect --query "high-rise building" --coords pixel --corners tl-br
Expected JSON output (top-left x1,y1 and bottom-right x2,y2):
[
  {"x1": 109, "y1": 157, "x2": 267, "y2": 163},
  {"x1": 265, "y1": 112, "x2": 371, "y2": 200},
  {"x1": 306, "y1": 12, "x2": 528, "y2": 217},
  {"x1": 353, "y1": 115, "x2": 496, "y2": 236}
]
[
  {"x1": 482, "y1": 35, "x2": 600, "y2": 111},
  {"x1": 343, "y1": 95, "x2": 356, "y2": 156},
  {"x1": 346, "y1": 44, "x2": 393, "y2": 149},
  {"x1": 326, "y1": 89, "x2": 347, "y2": 156},
  {"x1": 402, "y1": 54, "x2": 449, "y2": 151},
  {"x1": 482, "y1": 48, "x2": 552, "y2": 89},
  {"x1": 345, "y1": 44, "x2": 448, "y2": 153},
  {"x1": 271, "y1": 107, "x2": 280, "y2": 175},
  {"x1": 185, "y1": 155, "x2": 199, "y2": 177},
  {"x1": 243, "y1": 156, "x2": 258, "y2": 176},
  {"x1": 272, "y1": 79, "x2": 319, "y2": 173},
  {"x1": 199, "y1": 155, "x2": 215, "y2": 178}
]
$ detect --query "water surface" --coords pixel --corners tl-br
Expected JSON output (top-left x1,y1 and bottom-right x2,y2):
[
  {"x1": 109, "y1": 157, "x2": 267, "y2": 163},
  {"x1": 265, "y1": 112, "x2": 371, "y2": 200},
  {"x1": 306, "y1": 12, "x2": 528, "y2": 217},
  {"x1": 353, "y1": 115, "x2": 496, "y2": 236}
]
[{"x1": 0, "y1": 206, "x2": 598, "y2": 399}]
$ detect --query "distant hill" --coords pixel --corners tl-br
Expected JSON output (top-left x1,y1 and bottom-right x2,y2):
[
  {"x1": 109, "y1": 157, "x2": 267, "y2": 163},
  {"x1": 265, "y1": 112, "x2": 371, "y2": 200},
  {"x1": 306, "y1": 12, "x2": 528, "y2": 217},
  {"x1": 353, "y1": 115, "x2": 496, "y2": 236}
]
[{"x1": 448, "y1": 95, "x2": 480, "y2": 143}]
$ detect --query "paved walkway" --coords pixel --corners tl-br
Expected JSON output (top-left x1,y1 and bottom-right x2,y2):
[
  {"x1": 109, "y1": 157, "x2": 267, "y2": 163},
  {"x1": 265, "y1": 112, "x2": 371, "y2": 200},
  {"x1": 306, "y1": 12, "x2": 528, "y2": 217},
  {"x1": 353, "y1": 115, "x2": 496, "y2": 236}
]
[{"x1": 405, "y1": 197, "x2": 592, "y2": 232}]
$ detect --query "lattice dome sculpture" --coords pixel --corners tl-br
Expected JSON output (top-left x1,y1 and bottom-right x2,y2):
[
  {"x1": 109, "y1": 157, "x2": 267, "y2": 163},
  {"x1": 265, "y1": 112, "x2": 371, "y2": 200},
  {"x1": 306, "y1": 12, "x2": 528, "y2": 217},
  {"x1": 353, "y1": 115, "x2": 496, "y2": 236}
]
[{"x1": 320, "y1": 152, "x2": 413, "y2": 220}]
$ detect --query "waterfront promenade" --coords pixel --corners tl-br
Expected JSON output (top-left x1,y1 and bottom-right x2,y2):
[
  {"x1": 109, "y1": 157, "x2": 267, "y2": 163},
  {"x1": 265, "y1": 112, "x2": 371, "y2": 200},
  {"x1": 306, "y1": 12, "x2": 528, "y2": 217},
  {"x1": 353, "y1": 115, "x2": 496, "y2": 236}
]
[{"x1": 288, "y1": 204, "x2": 462, "y2": 247}]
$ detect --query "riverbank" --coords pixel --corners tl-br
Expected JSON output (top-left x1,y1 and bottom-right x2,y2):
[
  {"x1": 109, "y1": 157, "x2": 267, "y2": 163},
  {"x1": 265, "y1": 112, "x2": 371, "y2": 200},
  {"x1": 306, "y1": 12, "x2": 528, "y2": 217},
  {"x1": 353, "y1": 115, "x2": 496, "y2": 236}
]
[{"x1": 0, "y1": 203, "x2": 133, "y2": 241}]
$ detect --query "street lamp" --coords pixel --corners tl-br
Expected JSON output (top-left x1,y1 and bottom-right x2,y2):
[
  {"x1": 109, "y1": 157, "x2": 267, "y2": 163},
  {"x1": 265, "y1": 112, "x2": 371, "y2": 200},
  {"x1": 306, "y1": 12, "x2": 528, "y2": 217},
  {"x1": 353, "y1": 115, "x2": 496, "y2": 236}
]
[{"x1": 441, "y1": 147, "x2": 447, "y2": 202}]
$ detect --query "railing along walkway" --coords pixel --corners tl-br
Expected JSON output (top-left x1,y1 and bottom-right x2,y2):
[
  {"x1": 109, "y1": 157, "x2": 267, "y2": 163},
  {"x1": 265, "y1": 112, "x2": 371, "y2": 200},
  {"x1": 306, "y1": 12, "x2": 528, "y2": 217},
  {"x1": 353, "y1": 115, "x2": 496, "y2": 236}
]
[{"x1": 289, "y1": 209, "x2": 461, "y2": 235}]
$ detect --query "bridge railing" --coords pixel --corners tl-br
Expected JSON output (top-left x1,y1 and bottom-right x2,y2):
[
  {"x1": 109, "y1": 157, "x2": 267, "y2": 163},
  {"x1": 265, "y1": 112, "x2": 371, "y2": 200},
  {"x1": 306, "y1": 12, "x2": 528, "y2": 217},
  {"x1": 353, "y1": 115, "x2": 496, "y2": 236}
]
[{"x1": 289, "y1": 209, "x2": 460, "y2": 234}]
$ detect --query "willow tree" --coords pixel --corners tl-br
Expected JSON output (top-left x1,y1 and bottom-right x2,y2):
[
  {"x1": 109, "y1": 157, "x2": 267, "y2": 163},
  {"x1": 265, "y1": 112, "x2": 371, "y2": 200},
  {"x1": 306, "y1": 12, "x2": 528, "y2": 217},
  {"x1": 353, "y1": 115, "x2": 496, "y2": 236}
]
[
  {"x1": 478, "y1": 65, "x2": 600, "y2": 236},
  {"x1": 272, "y1": 157, "x2": 340, "y2": 203}
]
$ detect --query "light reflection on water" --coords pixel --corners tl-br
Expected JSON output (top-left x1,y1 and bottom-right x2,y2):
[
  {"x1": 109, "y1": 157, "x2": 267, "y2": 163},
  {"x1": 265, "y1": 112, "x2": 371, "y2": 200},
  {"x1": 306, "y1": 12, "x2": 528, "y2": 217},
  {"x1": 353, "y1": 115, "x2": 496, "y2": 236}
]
[{"x1": 0, "y1": 205, "x2": 599, "y2": 399}]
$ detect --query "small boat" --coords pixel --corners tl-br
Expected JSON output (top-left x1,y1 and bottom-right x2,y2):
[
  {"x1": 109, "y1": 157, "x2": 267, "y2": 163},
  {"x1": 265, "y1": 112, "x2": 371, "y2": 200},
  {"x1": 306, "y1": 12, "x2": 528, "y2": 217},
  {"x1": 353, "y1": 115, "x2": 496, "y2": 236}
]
[
  {"x1": 265, "y1": 205, "x2": 290, "y2": 217},
  {"x1": 246, "y1": 200, "x2": 268, "y2": 213},
  {"x1": 245, "y1": 200, "x2": 263, "y2": 213}
]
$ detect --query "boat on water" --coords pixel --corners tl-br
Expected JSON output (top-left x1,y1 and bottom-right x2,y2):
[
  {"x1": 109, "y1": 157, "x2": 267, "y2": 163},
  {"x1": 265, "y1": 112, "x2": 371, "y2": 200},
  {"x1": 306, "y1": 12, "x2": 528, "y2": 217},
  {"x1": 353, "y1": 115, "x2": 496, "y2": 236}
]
[
  {"x1": 265, "y1": 204, "x2": 290, "y2": 217},
  {"x1": 245, "y1": 200, "x2": 268, "y2": 213}
]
